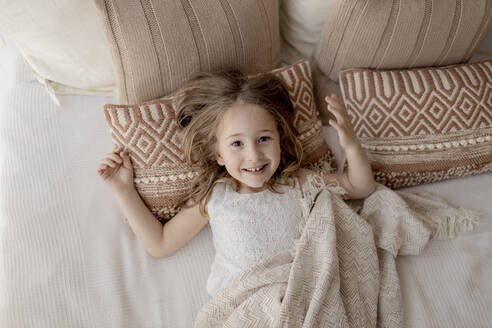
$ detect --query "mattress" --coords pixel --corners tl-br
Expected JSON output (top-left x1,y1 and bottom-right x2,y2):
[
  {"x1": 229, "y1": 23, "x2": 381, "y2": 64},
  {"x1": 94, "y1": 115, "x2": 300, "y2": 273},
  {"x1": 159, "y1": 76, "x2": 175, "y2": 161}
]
[{"x1": 1, "y1": 42, "x2": 491, "y2": 327}]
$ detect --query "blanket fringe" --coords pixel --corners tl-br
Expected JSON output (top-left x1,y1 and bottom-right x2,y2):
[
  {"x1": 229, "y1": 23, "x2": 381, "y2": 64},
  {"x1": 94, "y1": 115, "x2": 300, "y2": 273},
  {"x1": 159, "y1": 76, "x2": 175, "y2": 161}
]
[
  {"x1": 394, "y1": 188, "x2": 485, "y2": 241},
  {"x1": 427, "y1": 208, "x2": 484, "y2": 240}
]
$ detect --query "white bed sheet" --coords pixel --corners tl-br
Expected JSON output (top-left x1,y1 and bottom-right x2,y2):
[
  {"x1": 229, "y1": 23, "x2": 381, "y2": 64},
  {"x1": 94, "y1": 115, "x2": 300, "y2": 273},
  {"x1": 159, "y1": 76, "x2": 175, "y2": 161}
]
[{"x1": 1, "y1": 43, "x2": 491, "y2": 328}]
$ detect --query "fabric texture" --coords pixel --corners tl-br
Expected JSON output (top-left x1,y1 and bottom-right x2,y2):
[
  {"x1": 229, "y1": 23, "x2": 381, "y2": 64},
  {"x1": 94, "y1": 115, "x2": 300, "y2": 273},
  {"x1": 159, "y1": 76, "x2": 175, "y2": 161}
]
[
  {"x1": 339, "y1": 59, "x2": 492, "y2": 189},
  {"x1": 313, "y1": 0, "x2": 492, "y2": 82},
  {"x1": 279, "y1": 0, "x2": 340, "y2": 64},
  {"x1": 104, "y1": 59, "x2": 337, "y2": 222},
  {"x1": 206, "y1": 181, "x2": 302, "y2": 296},
  {"x1": 94, "y1": 0, "x2": 281, "y2": 104},
  {"x1": 0, "y1": 1, "x2": 114, "y2": 95},
  {"x1": 195, "y1": 180, "x2": 482, "y2": 327},
  {"x1": 471, "y1": 26, "x2": 492, "y2": 62}
]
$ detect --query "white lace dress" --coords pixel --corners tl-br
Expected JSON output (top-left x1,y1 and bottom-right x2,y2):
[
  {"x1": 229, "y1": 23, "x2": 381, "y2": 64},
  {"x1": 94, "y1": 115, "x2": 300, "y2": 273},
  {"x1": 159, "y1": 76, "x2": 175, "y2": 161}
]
[{"x1": 206, "y1": 174, "x2": 347, "y2": 295}]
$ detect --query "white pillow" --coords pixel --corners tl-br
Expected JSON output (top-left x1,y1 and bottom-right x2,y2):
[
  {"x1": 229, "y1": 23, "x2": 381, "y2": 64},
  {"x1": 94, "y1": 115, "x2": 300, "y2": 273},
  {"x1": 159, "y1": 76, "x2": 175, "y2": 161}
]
[
  {"x1": 0, "y1": 0, "x2": 115, "y2": 97},
  {"x1": 279, "y1": 0, "x2": 340, "y2": 64}
]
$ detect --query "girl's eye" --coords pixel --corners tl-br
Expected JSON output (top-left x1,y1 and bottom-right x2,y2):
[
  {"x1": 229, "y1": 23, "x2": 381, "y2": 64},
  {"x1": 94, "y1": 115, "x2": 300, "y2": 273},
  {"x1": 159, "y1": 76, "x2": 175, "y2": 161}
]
[
  {"x1": 231, "y1": 141, "x2": 242, "y2": 147},
  {"x1": 258, "y1": 136, "x2": 271, "y2": 143}
]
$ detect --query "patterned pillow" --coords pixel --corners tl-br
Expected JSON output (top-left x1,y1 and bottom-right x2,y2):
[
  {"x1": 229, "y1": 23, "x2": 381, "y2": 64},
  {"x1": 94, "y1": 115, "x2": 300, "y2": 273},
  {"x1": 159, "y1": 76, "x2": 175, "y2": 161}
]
[
  {"x1": 312, "y1": 0, "x2": 492, "y2": 126},
  {"x1": 339, "y1": 59, "x2": 492, "y2": 189},
  {"x1": 104, "y1": 59, "x2": 336, "y2": 222}
]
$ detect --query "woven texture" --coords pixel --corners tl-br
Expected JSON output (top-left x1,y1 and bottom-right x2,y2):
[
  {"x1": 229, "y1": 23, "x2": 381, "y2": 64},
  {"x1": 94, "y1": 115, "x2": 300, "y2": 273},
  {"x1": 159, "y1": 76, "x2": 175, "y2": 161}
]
[
  {"x1": 339, "y1": 59, "x2": 492, "y2": 189},
  {"x1": 94, "y1": 0, "x2": 281, "y2": 104},
  {"x1": 104, "y1": 60, "x2": 336, "y2": 221},
  {"x1": 195, "y1": 182, "x2": 482, "y2": 327},
  {"x1": 313, "y1": 0, "x2": 492, "y2": 82}
]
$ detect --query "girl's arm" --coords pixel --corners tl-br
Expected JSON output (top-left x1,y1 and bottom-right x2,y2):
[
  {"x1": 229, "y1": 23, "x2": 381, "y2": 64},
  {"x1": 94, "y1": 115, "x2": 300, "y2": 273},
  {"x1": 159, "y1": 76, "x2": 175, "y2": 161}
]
[
  {"x1": 98, "y1": 145, "x2": 209, "y2": 258},
  {"x1": 323, "y1": 94, "x2": 376, "y2": 199},
  {"x1": 114, "y1": 188, "x2": 209, "y2": 258}
]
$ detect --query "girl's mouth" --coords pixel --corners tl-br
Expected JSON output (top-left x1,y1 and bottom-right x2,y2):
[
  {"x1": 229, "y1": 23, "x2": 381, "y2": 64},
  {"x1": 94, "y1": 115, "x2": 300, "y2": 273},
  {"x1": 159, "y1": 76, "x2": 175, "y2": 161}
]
[{"x1": 242, "y1": 163, "x2": 268, "y2": 174}]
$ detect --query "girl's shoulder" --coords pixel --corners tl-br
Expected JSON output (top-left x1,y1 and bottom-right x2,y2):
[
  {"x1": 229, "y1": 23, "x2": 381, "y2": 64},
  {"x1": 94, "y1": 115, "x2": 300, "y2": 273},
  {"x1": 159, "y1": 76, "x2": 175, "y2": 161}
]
[
  {"x1": 210, "y1": 182, "x2": 227, "y2": 200},
  {"x1": 206, "y1": 182, "x2": 228, "y2": 218}
]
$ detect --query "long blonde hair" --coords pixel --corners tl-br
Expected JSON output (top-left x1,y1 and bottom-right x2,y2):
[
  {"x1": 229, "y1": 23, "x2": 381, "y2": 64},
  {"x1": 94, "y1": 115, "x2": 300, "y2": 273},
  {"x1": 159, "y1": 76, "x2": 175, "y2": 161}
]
[{"x1": 176, "y1": 69, "x2": 303, "y2": 215}]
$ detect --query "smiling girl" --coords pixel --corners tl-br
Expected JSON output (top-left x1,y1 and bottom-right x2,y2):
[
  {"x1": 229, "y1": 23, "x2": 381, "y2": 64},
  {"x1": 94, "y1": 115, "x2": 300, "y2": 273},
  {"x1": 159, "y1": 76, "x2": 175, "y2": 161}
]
[{"x1": 97, "y1": 69, "x2": 376, "y2": 295}]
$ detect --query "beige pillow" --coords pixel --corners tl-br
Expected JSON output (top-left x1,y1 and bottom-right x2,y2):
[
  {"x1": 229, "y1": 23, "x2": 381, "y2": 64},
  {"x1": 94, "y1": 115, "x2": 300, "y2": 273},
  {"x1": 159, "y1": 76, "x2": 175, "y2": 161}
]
[
  {"x1": 471, "y1": 26, "x2": 492, "y2": 62},
  {"x1": 0, "y1": 1, "x2": 114, "y2": 95},
  {"x1": 339, "y1": 60, "x2": 492, "y2": 189},
  {"x1": 314, "y1": 0, "x2": 492, "y2": 82},
  {"x1": 94, "y1": 0, "x2": 281, "y2": 104},
  {"x1": 279, "y1": 0, "x2": 340, "y2": 64},
  {"x1": 104, "y1": 60, "x2": 336, "y2": 222}
]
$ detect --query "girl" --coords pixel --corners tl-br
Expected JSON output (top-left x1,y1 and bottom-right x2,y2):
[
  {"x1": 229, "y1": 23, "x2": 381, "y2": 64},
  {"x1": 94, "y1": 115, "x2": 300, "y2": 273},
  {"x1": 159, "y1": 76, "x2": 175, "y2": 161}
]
[{"x1": 97, "y1": 70, "x2": 376, "y2": 295}]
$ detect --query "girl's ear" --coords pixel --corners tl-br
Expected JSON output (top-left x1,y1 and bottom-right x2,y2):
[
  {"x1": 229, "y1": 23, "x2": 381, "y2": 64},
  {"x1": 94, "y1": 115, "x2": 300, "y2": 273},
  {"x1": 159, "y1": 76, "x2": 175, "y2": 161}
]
[{"x1": 215, "y1": 151, "x2": 225, "y2": 166}]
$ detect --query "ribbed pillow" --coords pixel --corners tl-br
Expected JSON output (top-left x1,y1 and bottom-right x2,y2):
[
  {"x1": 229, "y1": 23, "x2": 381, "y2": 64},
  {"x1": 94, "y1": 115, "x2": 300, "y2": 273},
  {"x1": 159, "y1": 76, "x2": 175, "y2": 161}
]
[
  {"x1": 94, "y1": 0, "x2": 281, "y2": 104},
  {"x1": 314, "y1": 0, "x2": 492, "y2": 82},
  {"x1": 339, "y1": 60, "x2": 492, "y2": 189},
  {"x1": 104, "y1": 60, "x2": 336, "y2": 222}
]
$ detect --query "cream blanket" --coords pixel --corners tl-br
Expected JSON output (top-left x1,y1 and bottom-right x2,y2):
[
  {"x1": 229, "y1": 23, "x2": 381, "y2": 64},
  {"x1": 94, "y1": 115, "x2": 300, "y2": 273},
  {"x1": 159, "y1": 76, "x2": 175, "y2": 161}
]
[{"x1": 195, "y1": 183, "x2": 482, "y2": 327}]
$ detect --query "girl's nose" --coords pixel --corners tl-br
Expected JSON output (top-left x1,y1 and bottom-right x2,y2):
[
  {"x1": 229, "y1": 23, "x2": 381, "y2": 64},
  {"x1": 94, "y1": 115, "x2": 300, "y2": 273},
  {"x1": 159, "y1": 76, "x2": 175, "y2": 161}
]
[{"x1": 247, "y1": 145, "x2": 263, "y2": 161}]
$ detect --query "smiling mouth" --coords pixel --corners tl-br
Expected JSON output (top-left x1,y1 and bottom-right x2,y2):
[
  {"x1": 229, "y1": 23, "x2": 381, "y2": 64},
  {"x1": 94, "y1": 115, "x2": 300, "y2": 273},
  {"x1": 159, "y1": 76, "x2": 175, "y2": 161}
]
[{"x1": 242, "y1": 164, "x2": 268, "y2": 173}]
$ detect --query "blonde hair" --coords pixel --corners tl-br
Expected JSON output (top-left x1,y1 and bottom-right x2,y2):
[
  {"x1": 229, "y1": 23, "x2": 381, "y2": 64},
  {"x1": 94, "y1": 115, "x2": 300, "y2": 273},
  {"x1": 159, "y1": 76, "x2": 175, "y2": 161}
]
[{"x1": 176, "y1": 69, "x2": 303, "y2": 215}]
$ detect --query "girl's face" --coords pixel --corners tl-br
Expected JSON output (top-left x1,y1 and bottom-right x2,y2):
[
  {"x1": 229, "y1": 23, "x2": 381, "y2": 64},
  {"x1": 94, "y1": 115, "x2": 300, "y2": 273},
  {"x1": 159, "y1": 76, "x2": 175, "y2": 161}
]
[{"x1": 215, "y1": 102, "x2": 281, "y2": 193}]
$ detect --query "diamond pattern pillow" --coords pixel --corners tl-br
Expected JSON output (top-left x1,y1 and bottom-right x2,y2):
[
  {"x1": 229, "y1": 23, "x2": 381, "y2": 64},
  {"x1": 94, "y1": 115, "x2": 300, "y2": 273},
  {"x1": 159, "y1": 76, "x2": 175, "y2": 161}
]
[
  {"x1": 339, "y1": 59, "x2": 492, "y2": 189},
  {"x1": 104, "y1": 59, "x2": 336, "y2": 222}
]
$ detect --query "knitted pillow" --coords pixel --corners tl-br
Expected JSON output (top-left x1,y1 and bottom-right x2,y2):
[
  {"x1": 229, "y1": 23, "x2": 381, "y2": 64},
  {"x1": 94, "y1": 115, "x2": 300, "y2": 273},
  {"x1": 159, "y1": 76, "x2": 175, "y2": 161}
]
[
  {"x1": 94, "y1": 0, "x2": 281, "y2": 104},
  {"x1": 104, "y1": 60, "x2": 336, "y2": 222},
  {"x1": 314, "y1": 0, "x2": 492, "y2": 82},
  {"x1": 339, "y1": 60, "x2": 492, "y2": 189}
]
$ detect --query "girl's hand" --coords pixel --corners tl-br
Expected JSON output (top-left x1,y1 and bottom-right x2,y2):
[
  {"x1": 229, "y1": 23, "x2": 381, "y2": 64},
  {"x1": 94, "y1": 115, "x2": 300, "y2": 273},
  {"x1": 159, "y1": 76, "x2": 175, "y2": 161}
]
[
  {"x1": 97, "y1": 145, "x2": 135, "y2": 193},
  {"x1": 325, "y1": 94, "x2": 376, "y2": 198},
  {"x1": 325, "y1": 94, "x2": 360, "y2": 152}
]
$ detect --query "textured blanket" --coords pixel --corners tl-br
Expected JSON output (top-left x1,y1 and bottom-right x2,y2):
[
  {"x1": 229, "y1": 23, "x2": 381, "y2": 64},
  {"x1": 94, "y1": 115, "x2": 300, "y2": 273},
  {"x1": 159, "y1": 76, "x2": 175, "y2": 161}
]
[{"x1": 195, "y1": 183, "x2": 482, "y2": 327}]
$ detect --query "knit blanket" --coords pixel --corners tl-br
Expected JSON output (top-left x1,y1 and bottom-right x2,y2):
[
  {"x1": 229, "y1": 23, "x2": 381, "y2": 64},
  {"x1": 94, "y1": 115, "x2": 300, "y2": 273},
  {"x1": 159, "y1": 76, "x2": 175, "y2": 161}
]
[{"x1": 194, "y1": 182, "x2": 482, "y2": 327}]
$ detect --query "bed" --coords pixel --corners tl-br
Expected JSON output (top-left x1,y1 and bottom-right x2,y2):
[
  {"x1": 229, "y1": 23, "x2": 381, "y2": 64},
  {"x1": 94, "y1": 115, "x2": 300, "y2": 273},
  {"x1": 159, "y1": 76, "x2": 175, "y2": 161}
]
[{"x1": 1, "y1": 1, "x2": 492, "y2": 327}]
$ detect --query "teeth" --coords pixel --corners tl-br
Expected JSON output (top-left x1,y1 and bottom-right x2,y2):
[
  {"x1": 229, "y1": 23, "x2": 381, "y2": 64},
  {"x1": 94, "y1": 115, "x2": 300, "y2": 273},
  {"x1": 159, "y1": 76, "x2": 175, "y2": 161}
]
[{"x1": 245, "y1": 165, "x2": 264, "y2": 172}]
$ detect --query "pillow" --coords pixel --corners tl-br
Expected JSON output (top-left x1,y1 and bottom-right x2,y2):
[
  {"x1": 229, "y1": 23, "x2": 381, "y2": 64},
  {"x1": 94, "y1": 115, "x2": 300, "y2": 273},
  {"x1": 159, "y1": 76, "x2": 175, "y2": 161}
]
[
  {"x1": 339, "y1": 60, "x2": 492, "y2": 189},
  {"x1": 279, "y1": 0, "x2": 340, "y2": 64},
  {"x1": 471, "y1": 26, "x2": 492, "y2": 62},
  {"x1": 314, "y1": 0, "x2": 492, "y2": 82},
  {"x1": 0, "y1": 1, "x2": 114, "y2": 95},
  {"x1": 94, "y1": 0, "x2": 281, "y2": 104},
  {"x1": 104, "y1": 60, "x2": 337, "y2": 222}
]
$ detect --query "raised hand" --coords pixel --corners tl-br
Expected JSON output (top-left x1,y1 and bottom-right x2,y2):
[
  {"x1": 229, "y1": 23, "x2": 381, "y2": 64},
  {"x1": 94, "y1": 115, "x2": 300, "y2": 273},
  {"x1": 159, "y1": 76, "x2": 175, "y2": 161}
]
[
  {"x1": 325, "y1": 94, "x2": 360, "y2": 152},
  {"x1": 97, "y1": 145, "x2": 135, "y2": 193}
]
